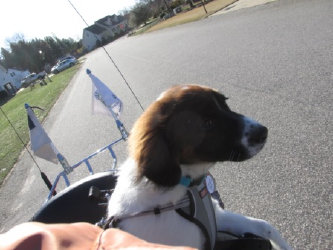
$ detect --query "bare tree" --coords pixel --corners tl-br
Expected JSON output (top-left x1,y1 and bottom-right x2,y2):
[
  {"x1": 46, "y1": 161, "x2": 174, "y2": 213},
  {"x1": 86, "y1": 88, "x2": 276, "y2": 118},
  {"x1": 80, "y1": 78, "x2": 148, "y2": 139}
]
[{"x1": 129, "y1": 0, "x2": 153, "y2": 27}]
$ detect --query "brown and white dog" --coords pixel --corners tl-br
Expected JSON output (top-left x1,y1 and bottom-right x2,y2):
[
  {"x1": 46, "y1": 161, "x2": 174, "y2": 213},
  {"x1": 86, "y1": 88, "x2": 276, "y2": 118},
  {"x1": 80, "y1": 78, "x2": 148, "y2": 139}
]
[{"x1": 107, "y1": 85, "x2": 291, "y2": 250}]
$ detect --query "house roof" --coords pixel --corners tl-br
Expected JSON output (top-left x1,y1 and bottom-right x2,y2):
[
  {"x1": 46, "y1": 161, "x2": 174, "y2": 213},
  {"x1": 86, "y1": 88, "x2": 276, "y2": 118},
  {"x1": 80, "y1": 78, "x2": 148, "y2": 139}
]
[
  {"x1": 96, "y1": 15, "x2": 125, "y2": 27},
  {"x1": 84, "y1": 24, "x2": 107, "y2": 35}
]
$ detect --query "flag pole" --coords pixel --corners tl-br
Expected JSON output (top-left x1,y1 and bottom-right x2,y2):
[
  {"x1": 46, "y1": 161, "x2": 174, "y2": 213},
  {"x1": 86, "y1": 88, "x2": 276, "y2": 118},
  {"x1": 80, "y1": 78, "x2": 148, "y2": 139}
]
[
  {"x1": 86, "y1": 69, "x2": 128, "y2": 140},
  {"x1": 25, "y1": 104, "x2": 73, "y2": 176}
]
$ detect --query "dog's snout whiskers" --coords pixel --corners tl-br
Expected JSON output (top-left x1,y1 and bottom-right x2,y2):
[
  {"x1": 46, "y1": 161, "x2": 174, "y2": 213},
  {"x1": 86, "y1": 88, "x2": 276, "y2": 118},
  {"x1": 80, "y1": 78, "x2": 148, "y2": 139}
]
[{"x1": 229, "y1": 150, "x2": 235, "y2": 161}]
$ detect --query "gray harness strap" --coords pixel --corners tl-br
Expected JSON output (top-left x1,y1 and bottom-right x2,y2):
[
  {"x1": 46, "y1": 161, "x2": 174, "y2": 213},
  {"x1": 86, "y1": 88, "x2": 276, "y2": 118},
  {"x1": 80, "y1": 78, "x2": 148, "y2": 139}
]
[{"x1": 177, "y1": 178, "x2": 217, "y2": 250}]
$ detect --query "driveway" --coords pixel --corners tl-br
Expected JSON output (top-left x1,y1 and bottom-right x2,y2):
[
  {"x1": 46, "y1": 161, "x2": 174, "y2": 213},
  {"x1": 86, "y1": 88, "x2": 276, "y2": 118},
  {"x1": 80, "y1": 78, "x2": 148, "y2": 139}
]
[{"x1": 214, "y1": 0, "x2": 278, "y2": 15}]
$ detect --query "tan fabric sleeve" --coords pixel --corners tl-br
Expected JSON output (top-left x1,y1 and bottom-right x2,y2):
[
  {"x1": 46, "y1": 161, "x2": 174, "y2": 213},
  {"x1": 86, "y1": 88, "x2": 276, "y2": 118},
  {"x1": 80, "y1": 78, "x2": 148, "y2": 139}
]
[{"x1": 0, "y1": 222, "x2": 196, "y2": 250}]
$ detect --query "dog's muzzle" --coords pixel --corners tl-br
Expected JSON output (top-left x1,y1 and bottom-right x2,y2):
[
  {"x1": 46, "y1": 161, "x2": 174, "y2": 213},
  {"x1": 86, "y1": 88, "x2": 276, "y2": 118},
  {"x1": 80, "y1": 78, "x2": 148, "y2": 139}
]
[{"x1": 241, "y1": 117, "x2": 268, "y2": 158}]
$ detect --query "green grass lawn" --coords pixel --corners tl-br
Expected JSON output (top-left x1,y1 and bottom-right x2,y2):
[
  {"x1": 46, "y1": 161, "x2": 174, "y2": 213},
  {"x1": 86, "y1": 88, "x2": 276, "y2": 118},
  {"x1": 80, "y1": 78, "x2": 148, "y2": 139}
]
[
  {"x1": 0, "y1": 63, "x2": 81, "y2": 185},
  {"x1": 146, "y1": 0, "x2": 236, "y2": 33}
]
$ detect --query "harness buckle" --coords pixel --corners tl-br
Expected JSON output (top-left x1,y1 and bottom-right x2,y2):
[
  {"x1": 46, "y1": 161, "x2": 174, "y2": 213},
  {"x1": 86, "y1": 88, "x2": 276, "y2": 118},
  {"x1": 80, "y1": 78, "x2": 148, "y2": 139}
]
[
  {"x1": 97, "y1": 216, "x2": 120, "y2": 229},
  {"x1": 154, "y1": 207, "x2": 161, "y2": 215}
]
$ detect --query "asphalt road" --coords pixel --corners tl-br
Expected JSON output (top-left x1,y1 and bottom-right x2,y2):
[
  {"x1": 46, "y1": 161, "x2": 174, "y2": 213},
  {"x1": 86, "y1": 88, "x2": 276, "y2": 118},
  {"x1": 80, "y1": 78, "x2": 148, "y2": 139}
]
[{"x1": 1, "y1": 0, "x2": 332, "y2": 249}]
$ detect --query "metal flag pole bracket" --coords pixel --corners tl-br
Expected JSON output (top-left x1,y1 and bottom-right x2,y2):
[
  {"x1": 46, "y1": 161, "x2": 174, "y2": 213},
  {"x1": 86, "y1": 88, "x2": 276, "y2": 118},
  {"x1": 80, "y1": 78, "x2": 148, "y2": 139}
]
[{"x1": 57, "y1": 153, "x2": 73, "y2": 175}]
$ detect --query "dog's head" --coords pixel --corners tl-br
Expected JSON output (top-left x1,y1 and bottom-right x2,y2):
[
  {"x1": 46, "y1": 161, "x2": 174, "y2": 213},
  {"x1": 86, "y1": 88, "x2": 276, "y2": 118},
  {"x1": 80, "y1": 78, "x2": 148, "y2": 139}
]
[{"x1": 129, "y1": 85, "x2": 268, "y2": 187}]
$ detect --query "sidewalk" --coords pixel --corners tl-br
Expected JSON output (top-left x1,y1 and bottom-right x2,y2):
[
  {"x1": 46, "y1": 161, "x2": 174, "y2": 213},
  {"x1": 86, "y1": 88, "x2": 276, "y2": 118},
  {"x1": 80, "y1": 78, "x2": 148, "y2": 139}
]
[{"x1": 213, "y1": 0, "x2": 277, "y2": 16}]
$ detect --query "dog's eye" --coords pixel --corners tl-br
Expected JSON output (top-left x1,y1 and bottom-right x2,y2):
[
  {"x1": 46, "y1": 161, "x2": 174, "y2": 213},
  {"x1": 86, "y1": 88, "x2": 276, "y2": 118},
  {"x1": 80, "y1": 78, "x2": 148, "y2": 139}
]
[{"x1": 202, "y1": 119, "x2": 215, "y2": 130}]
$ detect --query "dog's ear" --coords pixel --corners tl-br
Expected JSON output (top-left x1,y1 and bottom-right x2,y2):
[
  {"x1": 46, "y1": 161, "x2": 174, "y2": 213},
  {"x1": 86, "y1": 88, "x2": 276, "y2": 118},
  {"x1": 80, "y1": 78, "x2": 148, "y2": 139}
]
[
  {"x1": 129, "y1": 102, "x2": 181, "y2": 187},
  {"x1": 138, "y1": 130, "x2": 181, "y2": 187}
]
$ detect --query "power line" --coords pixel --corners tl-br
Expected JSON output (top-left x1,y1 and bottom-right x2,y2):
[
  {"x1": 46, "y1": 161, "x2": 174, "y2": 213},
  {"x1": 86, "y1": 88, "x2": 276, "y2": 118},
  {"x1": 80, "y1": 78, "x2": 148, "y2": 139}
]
[{"x1": 67, "y1": 0, "x2": 144, "y2": 111}]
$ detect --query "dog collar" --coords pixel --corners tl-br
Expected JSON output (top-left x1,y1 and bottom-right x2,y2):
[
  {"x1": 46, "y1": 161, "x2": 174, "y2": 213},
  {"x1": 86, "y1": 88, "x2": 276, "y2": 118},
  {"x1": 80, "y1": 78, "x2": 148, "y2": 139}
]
[
  {"x1": 180, "y1": 176, "x2": 192, "y2": 187},
  {"x1": 180, "y1": 174, "x2": 216, "y2": 193}
]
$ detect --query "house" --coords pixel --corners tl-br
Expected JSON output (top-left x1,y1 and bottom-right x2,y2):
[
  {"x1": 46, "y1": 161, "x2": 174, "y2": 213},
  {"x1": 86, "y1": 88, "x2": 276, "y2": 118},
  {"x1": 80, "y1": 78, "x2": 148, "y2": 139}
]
[
  {"x1": 82, "y1": 15, "x2": 128, "y2": 51},
  {"x1": 82, "y1": 25, "x2": 110, "y2": 51},
  {"x1": 95, "y1": 15, "x2": 128, "y2": 36},
  {"x1": 0, "y1": 64, "x2": 29, "y2": 96}
]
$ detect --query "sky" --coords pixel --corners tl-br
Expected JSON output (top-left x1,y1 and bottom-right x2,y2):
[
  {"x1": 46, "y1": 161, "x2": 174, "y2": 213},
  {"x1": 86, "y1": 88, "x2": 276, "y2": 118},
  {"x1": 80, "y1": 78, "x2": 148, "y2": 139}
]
[{"x1": 0, "y1": 0, "x2": 137, "y2": 49}]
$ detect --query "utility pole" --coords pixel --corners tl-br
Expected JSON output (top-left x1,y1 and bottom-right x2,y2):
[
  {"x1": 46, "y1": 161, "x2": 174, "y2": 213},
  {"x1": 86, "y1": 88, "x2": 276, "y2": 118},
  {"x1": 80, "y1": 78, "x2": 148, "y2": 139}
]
[
  {"x1": 163, "y1": 0, "x2": 171, "y2": 12},
  {"x1": 201, "y1": 0, "x2": 208, "y2": 14}
]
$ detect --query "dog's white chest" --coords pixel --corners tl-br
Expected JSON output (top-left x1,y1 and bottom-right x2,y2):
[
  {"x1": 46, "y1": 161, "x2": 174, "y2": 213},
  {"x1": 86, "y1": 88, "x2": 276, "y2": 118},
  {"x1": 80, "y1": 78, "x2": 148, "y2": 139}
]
[
  {"x1": 119, "y1": 210, "x2": 205, "y2": 249},
  {"x1": 107, "y1": 162, "x2": 206, "y2": 248}
]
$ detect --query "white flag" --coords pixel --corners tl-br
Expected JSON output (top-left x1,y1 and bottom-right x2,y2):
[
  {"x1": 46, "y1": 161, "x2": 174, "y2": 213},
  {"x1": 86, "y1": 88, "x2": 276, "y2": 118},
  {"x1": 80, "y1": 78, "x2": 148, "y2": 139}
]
[
  {"x1": 87, "y1": 69, "x2": 122, "y2": 119},
  {"x1": 26, "y1": 106, "x2": 59, "y2": 164}
]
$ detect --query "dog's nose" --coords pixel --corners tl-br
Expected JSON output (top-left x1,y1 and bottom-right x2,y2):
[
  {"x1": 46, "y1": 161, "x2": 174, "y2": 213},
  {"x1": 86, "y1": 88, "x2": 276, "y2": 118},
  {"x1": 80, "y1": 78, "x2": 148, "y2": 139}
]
[{"x1": 248, "y1": 125, "x2": 268, "y2": 145}]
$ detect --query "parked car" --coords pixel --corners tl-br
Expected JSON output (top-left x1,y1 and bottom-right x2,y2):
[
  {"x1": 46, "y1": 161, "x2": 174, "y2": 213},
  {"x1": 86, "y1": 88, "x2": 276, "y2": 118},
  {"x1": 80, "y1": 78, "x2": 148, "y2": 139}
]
[
  {"x1": 21, "y1": 73, "x2": 38, "y2": 87},
  {"x1": 56, "y1": 56, "x2": 76, "y2": 65},
  {"x1": 51, "y1": 58, "x2": 77, "y2": 74},
  {"x1": 37, "y1": 71, "x2": 47, "y2": 79}
]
